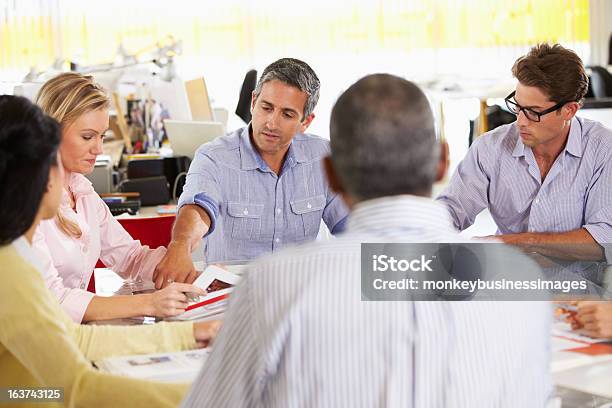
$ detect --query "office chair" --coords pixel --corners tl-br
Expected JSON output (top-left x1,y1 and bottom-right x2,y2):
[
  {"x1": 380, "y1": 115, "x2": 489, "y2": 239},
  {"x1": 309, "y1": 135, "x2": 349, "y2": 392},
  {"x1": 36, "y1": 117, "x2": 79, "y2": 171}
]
[
  {"x1": 119, "y1": 176, "x2": 171, "y2": 206},
  {"x1": 585, "y1": 75, "x2": 595, "y2": 99},
  {"x1": 468, "y1": 105, "x2": 516, "y2": 146},
  {"x1": 117, "y1": 215, "x2": 176, "y2": 249},
  {"x1": 589, "y1": 66, "x2": 612, "y2": 98},
  {"x1": 608, "y1": 33, "x2": 612, "y2": 66},
  {"x1": 235, "y1": 69, "x2": 257, "y2": 124}
]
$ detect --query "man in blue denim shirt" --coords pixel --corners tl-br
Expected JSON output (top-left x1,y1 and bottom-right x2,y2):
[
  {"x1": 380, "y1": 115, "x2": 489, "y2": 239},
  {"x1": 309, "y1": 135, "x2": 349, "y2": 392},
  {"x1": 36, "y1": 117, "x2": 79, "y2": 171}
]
[{"x1": 154, "y1": 58, "x2": 349, "y2": 288}]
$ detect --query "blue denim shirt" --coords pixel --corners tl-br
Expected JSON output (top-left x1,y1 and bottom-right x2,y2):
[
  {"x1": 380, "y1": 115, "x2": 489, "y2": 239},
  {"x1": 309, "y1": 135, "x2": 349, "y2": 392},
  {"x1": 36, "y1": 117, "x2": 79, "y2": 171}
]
[{"x1": 178, "y1": 126, "x2": 349, "y2": 264}]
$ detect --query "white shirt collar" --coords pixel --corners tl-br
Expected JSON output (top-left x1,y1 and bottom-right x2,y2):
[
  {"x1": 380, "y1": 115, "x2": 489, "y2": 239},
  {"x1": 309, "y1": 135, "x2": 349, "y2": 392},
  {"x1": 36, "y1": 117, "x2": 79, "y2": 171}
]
[
  {"x1": 347, "y1": 194, "x2": 457, "y2": 237},
  {"x1": 12, "y1": 236, "x2": 44, "y2": 272}
]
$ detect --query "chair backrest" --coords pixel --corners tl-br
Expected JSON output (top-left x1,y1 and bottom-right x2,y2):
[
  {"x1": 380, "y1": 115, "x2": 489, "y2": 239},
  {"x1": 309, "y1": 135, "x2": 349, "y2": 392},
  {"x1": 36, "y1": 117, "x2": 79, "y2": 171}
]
[
  {"x1": 589, "y1": 66, "x2": 612, "y2": 98},
  {"x1": 235, "y1": 69, "x2": 257, "y2": 124},
  {"x1": 93, "y1": 214, "x2": 176, "y2": 289},
  {"x1": 118, "y1": 176, "x2": 170, "y2": 206},
  {"x1": 117, "y1": 215, "x2": 176, "y2": 249},
  {"x1": 608, "y1": 33, "x2": 612, "y2": 66},
  {"x1": 585, "y1": 75, "x2": 595, "y2": 99}
]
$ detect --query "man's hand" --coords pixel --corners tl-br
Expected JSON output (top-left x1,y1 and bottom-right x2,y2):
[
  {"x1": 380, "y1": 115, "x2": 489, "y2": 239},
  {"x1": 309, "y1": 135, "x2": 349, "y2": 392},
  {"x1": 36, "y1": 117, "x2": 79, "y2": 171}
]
[
  {"x1": 193, "y1": 320, "x2": 222, "y2": 348},
  {"x1": 572, "y1": 301, "x2": 612, "y2": 339},
  {"x1": 153, "y1": 241, "x2": 199, "y2": 289},
  {"x1": 491, "y1": 233, "x2": 532, "y2": 246},
  {"x1": 154, "y1": 204, "x2": 212, "y2": 289},
  {"x1": 480, "y1": 229, "x2": 604, "y2": 262},
  {"x1": 478, "y1": 233, "x2": 535, "y2": 247}
]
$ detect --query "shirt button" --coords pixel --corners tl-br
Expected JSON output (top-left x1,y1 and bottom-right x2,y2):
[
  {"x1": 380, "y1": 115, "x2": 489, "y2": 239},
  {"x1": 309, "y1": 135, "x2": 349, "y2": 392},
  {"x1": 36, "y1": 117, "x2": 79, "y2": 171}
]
[
  {"x1": 82, "y1": 246, "x2": 88, "y2": 253},
  {"x1": 275, "y1": 238, "x2": 280, "y2": 243},
  {"x1": 307, "y1": 202, "x2": 312, "y2": 209},
  {"x1": 534, "y1": 198, "x2": 540, "y2": 204},
  {"x1": 80, "y1": 283, "x2": 85, "y2": 289},
  {"x1": 243, "y1": 209, "x2": 249, "y2": 215},
  {"x1": 276, "y1": 208, "x2": 281, "y2": 214}
]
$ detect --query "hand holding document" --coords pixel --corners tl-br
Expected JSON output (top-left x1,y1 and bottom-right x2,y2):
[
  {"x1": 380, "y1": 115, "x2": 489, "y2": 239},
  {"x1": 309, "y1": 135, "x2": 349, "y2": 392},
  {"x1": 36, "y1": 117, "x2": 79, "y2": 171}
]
[
  {"x1": 554, "y1": 301, "x2": 579, "y2": 326},
  {"x1": 572, "y1": 301, "x2": 612, "y2": 339},
  {"x1": 149, "y1": 282, "x2": 205, "y2": 318},
  {"x1": 168, "y1": 265, "x2": 241, "y2": 321},
  {"x1": 555, "y1": 300, "x2": 612, "y2": 339}
]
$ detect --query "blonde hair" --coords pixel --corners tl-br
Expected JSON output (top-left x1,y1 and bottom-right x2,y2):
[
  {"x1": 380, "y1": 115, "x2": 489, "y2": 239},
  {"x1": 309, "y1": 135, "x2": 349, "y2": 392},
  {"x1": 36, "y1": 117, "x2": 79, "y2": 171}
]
[{"x1": 36, "y1": 72, "x2": 110, "y2": 238}]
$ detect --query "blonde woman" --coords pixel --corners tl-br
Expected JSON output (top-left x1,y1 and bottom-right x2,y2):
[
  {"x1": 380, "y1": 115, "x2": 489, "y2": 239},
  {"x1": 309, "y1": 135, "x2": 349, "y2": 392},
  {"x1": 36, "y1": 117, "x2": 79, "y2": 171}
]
[
  {"x1": 34, "y1": 72, "x2": 198, "y2": 323},
  {"x1": 0, "y1": 95, "x2": 218, "y2": 406}
]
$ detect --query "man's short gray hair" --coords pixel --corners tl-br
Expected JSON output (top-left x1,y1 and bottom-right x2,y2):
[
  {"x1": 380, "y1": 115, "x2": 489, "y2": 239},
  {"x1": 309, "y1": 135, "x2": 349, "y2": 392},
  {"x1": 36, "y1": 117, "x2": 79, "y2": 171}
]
[
  {"x1": 330, "y1": 74, "x2": 439, "y2": 201},
  {"x1": 253, "y1": 58, "x2": 320, "y2": 120}
]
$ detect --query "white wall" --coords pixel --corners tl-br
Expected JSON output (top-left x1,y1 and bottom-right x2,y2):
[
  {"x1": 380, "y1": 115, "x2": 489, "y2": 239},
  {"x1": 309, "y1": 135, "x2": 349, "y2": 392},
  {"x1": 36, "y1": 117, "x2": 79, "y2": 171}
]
[{"x1": 589, "y1": 0, "x2": 612, "y2": 66}]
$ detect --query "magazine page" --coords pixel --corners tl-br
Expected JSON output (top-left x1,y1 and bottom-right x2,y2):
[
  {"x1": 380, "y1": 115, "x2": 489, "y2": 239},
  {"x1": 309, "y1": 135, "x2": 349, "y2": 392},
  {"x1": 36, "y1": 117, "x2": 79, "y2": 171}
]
[
  {"x1": 169, "y1": 265, "x2": 241, "y2": 321},
  {"x1": 96, "y1": 348, "x2": 209, "y2": 383},
  {"x1": 551, "y1": 322, "x2": 612, "y2": 372},
  {"x1": 552, "y1": 321, "x2": 610, "y2": 345},
  {"x1": 192, "y1": 264, "x2": 241, "y2": 293}
]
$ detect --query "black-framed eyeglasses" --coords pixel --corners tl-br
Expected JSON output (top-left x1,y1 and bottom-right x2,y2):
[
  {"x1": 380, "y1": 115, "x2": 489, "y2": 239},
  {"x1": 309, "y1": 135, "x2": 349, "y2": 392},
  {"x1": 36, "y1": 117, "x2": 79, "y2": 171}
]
[{"x1": 504, "y1": 91, "x2": 567, "y2": 122}]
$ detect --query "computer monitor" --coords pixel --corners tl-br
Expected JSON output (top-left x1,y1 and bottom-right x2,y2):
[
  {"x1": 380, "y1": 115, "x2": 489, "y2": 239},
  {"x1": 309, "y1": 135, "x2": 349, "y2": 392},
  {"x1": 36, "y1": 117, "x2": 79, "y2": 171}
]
[{"x1": 164, "y1": 119, "x2": 224, "y2": 159}]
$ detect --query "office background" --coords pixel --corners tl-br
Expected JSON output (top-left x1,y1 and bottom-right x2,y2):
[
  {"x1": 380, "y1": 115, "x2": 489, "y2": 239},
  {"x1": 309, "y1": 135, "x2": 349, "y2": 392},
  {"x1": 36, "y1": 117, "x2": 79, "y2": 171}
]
[{"x1": 1, "y1": 0, "x2": 611, "y2": 175}]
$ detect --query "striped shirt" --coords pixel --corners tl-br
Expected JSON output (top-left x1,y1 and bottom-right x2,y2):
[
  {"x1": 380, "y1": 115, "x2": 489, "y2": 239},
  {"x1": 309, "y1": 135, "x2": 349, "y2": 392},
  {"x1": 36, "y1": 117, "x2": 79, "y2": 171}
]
[
  {"x1": 182, "y1": 195, "x2": 552, "y2": 408},
  {"x1": 437, "y1": 116, "x2": 612, "y2": 262},
  {"x1": 178, "y1": 126, "x2": 349, "y2": 264}
]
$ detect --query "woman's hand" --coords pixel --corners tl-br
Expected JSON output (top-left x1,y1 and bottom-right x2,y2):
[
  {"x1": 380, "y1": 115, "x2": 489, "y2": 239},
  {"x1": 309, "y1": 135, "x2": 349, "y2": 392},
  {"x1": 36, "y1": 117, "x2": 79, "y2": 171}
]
[
  {"x1": 193, "y1": 320, "x2": 222, "y2": 348},
  {"x1": 571, "y1": 301, "x2": 612, "y2": 339},
  {"x1": 146, "y1": 283, "x2": 205, "y2": 318}
]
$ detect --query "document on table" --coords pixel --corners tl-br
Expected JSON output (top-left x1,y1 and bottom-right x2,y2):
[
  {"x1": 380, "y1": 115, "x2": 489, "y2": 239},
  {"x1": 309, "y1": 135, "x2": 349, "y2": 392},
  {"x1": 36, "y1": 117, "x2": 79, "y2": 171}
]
[
  {"x1": 168, "y1": 265, "x2": 241, "y2": 321},
  {"x1": 551, "y1": 322, "x2": 612, "y2": 373},
  {"x1": 96, "y1": 348, "x2": 209, "y2": 383},
  {"x1": 553, "y1": 361, "x2": 612, "y2": 399},
  {"x1": 552, "y1": 322, "x2": 608, "y2": 346}
]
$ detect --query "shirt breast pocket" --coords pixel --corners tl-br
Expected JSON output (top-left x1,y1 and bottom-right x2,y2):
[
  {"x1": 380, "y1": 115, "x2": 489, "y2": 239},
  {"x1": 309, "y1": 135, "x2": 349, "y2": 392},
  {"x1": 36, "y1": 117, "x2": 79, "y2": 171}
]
[
  {"x1": 227, "y1": 202, "x2": 264, "y2": 241},
  {"x1": 553, "y1": 187, "x2": 586, "y2": 230},
  {"x1": 290, "y1": 194, "x2": 326, "y2": 237}
]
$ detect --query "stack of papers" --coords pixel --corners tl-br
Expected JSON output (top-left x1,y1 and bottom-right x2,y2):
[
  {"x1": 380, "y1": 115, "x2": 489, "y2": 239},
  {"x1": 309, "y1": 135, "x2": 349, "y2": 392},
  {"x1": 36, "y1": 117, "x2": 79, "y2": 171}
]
[
  {"x1": 552, "y1": 322, "x2": 609, "y2": 348},
  {"x1": 551, "y1": 322, "x2": 612, "y2": 372},
  {"x1": 170, "y1": 265, "x2": 241, "y2": 321},
  {"x1": 96, "y1": 348, "x2": 209, "y2": 383}
]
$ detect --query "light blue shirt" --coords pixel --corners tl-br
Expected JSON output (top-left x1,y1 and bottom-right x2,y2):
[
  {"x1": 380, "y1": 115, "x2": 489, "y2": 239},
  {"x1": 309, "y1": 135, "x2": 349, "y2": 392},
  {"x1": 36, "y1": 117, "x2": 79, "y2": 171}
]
[
  {"x1": 178, "y1": 126, "x2": 349, "y2": 264},
  {"x1": 437, "y1": 116, "x2": 612, "y2": 263}
]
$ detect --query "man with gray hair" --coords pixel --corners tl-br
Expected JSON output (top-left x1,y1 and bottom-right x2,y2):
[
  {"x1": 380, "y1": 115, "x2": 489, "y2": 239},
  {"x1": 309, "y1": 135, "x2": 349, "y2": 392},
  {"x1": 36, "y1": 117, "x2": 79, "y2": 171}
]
[
  {"x1": 181, "y1": 74, "x2": 551, "y2": 407},
  {"x1": 155, "y1": 58, "x2": 349, "y2": 287}
]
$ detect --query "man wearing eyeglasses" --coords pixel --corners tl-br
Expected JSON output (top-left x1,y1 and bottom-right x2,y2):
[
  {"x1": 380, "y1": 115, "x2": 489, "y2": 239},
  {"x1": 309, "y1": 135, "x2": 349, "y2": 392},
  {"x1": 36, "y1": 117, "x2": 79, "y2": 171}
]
[{"x1": 437, "y1": 43, "x2": 612, "y2": 268}]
